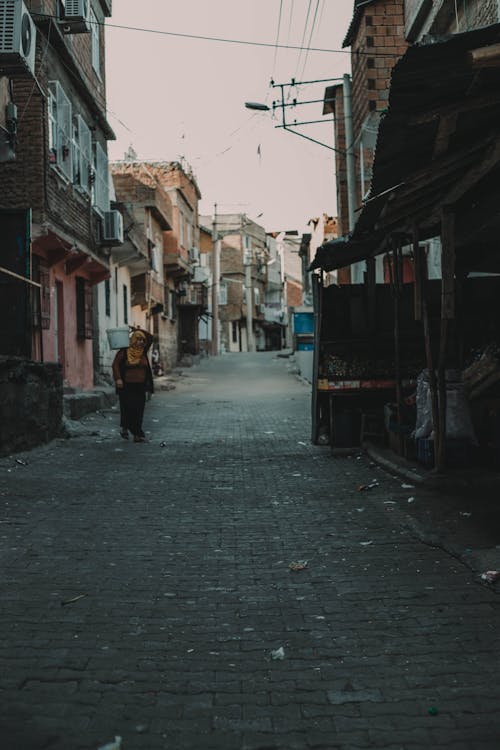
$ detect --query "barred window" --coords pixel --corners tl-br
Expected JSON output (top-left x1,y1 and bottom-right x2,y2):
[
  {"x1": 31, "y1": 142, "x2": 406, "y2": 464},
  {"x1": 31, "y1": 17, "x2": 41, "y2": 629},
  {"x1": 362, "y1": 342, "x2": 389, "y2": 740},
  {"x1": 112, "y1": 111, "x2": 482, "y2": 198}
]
[{"x1": 76, "y1": 277, "x2": 93, "y2": 339}]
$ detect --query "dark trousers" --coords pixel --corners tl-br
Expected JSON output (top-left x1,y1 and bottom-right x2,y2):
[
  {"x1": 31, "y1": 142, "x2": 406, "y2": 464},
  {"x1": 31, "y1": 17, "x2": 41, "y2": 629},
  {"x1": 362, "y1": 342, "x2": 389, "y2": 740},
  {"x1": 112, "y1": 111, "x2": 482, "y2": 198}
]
[{"x1": 118, "y1": 382, "x2": 146, "y2": 437}]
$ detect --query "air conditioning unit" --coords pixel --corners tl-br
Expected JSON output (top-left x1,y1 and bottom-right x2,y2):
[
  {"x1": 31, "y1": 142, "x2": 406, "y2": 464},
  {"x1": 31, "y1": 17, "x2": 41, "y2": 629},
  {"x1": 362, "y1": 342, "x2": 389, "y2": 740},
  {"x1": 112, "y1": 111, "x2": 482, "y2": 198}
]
[
  {"x1": 0, "y1": 0, "x2": 36, "y2": 77},
  {"x1": 189, "y1": 246, "x2": 200, "y2": 264},
  {"x1": 102, "y1": 210, "x2": 124, "y2": 246},
  {"x1": 61, "y1": 0, "x2": 90, "y2": 33}
]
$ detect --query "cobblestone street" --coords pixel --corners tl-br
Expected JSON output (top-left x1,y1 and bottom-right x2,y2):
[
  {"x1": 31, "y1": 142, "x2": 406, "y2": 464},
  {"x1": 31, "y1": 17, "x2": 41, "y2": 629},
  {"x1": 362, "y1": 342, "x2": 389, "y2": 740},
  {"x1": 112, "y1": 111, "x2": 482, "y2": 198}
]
[{"x1": 1, "y1": 352, "x2": 499, "y2": 750}]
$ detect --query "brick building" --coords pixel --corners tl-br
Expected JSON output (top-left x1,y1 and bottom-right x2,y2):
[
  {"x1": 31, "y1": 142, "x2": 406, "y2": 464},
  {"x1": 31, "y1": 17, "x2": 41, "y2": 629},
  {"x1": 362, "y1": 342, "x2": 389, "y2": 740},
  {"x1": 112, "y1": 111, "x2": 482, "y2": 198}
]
[
  {"x1": 0, "y1": 0, "x2": 116, "y2": 390},
  {"x1": 326, "y1": 0, "x2": 407, "y2": 282}
]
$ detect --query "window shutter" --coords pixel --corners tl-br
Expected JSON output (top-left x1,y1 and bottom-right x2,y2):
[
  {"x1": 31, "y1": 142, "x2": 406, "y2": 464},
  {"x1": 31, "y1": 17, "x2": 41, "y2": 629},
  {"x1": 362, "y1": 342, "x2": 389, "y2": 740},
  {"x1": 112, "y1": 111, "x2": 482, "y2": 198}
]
[
  {"x1": 76, "y1": 277, "x2": 93, "y2": 339},
  {"x1": 77, "y1": 115, "x2": 92, "y2": 192},
  {"x1": 48, "y1": 81, "x2": 73, "y2": 180},
  {"x1": 94, "y1": 142, "x2": 109, "y2": 213}
]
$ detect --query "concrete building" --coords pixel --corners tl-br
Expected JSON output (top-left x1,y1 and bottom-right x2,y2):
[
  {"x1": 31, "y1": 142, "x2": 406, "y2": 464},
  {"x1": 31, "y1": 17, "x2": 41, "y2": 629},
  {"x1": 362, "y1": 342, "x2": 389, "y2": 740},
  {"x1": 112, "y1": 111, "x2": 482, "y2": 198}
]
[
  {"x1": 110, "y1": 160, "x2": 207, "y2": 372},
  {"x1": 201, "y1": 214, "x2": 269, "y2": 353}
]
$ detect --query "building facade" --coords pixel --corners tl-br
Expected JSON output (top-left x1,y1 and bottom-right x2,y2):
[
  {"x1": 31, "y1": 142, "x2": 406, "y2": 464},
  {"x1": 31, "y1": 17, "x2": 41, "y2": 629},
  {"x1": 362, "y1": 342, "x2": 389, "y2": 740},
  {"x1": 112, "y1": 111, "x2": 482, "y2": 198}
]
[{"x1": 0, "y1": 0, "x2": 117, "y2": 391}]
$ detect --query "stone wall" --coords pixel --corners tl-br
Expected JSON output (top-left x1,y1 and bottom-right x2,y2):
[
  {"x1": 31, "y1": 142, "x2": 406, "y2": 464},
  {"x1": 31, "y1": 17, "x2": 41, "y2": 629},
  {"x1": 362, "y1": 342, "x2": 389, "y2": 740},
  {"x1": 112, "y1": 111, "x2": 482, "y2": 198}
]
[{"x1": 0, "y1": 358, "x2": 63, "y2": 455}]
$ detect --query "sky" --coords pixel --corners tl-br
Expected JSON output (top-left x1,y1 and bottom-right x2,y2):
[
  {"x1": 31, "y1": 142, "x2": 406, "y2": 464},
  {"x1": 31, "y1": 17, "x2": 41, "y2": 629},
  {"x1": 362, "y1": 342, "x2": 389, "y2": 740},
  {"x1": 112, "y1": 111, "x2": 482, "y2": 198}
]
[{"x1": 105, "y1": 1, "x2": 354, "y2": 234}]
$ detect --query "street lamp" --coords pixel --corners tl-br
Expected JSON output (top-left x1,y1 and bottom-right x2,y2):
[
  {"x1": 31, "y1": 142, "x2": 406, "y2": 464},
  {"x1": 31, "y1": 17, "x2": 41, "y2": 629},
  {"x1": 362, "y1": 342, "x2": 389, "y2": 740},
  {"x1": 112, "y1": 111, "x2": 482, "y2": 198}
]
[{"x1": 244, "y1": 102, "x2": 270, "y2": 111}]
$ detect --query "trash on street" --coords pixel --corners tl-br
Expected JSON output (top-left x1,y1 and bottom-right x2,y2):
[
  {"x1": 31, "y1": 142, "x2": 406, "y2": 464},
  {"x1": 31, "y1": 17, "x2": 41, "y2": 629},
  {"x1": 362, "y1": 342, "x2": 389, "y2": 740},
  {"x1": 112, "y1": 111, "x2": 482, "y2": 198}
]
[
  {"x1": 97, "y1": 737, "x2": 122, "y2": 750},
  {"x1": 480, "y1": 570, "x2": 500, "y2": 583},
  {"x1": 358, "y1": 481, "x2": 379, "y2": 491},
  {"x1": 271, "y1": 646, "x2": 285, "y2": 660},
  {"x1": 61, "y1": 593, "x2": 88, "y2": 606},
  {"x1": 289, "y1": 560, "x2": 308, "y2": 571}
]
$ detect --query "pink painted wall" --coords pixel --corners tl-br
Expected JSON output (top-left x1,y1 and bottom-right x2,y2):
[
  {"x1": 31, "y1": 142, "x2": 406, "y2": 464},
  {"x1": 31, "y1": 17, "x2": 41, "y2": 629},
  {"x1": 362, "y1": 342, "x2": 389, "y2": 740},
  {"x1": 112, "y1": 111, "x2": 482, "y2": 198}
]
[{"x1": 40, "y1": 259, "x2": 94, "y2": 390}]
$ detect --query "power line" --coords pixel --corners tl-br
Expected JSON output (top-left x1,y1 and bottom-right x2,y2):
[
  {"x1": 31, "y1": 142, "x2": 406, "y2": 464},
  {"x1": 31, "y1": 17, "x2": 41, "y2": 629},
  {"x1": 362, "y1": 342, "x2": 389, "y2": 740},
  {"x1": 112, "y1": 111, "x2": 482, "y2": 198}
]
[
  {"x1": 271, "y1": 0, "x2": 284, "y2": 80},
  {"x1": 294, "y1": 0, "x2": 312, "y2": 82},
  {"x1": 300, "y1": 0, "x2": 320, "y2": 81},
  {"x1": 31, "y1": 12, "x2": 401, "y2": 56}
]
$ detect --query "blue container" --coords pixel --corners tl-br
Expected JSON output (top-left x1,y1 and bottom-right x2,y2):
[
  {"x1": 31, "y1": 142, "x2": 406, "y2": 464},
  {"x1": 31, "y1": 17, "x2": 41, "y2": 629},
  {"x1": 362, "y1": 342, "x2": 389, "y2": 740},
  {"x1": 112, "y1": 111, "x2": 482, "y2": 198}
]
[
  {"x1": 293, "y1": 312, "x2": 314, "y2": 334},
  {"x1": 297, "y1": 342, "x2": 314, "y2": 351}
]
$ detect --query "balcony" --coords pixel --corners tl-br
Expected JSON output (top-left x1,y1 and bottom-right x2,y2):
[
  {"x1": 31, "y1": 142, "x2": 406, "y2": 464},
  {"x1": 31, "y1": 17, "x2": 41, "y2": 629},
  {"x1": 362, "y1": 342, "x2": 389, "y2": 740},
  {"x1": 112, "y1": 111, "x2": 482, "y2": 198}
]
[
  {"x1": 164, "y1": 247, "x2": 192, "y2": 278},
  {"x1": 131, "y1": 273, "x2": 164, "y2": 310},
  {"x1": 177, "y1": 282, "x2": 208, "y2": 308}
]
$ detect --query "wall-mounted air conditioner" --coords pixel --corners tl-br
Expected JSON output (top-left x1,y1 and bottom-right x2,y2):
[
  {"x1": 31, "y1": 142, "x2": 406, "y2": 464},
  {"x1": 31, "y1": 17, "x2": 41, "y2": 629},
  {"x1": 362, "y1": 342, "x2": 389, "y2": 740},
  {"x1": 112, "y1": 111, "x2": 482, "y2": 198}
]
[
  {"x1": 0, "y1": 0, "x2": 36, "y2": 77},
  {"x1": 102, "y1": 210, "x2": 124, "y2": 246},
  {"x1": 61, "y1": 0, "x2": 91, "y2": 33}
]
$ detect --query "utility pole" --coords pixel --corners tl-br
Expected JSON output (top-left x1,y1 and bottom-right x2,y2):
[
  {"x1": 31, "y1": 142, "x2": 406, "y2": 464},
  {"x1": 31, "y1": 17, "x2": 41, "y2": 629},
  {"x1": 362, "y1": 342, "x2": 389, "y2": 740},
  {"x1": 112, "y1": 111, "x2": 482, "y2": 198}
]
[
  {"x1": 211, "y1": 204, "x2": 219, "y2": 356},
  {"x1": 242, "y1": 216, "x2": 255, "y2": 353},
  {"x1": 343, "y1": 73, "x2": 362, "y2": 283}
]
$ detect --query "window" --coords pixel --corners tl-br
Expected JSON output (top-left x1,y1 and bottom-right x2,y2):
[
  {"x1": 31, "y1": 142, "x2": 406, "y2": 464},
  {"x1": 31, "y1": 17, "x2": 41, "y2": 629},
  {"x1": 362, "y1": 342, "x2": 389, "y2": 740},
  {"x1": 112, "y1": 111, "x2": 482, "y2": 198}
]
[
  {"x1": 123, "y1": 284, "x2": 128, "y2": 324},
  {"x1": 218, "y1": 283, "x2": 228, "y2": 306},
  {"x1": 179, "y1": 213, "x2": 185, "y2": 247},
  {"x1": 73, "y1": 115, "x2": 92, "y2": 192},
  {"x1": 368, "y1": 79, "x2": 376, "y2": 90},
  {"x1": 169, "y1": 289, "x2": 177, "y2": 320},
  {"x1": 48, "y1": 81, "x2": 73, "y2": 181},
  {"x1": 93, "y1": 141, "x2": 109, "y2": 213},
  {"x1": 104, "y1": 278, "x2": 111, "y2": 317},
  {"x1": 254, "y1": 287, "x2": 260, "y2": 307},
  {"x1": 186, "y1": 221, "x2": 192, "y2": 251},
  {"x1": 76, "y1": 277, "x2": 93, "y2": 339},
  {"x1": 231, "y1": 321, "x2": 238, "y2": 343},
  {"x1": 367, "y1": 57, "x2": 375, "y2": 69},
  {"x1": 91, "y1": 8, "x2": 100, "y2": 75}
]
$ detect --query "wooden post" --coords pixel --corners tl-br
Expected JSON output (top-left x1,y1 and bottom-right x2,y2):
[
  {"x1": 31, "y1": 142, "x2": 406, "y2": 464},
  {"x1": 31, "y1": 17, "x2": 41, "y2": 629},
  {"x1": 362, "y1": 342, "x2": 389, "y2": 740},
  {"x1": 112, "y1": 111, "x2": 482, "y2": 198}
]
[
  {"x1": 436, "y1": 206, "x2": 456, "y2": 471},
  {"x1": 414, "y1": 224, "x2": 440, "y2": 469},
  {"x1": 413, "y1": 224, "x2": 423, "y2": 322},
  {"x1": 392, "y1": 236, "x2": 404, "y2": 455}
]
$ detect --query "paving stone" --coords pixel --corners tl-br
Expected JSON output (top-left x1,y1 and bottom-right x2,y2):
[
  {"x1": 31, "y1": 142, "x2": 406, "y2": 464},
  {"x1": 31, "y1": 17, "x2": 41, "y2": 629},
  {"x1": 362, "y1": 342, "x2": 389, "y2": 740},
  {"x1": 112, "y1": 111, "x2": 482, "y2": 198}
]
[{"x1": 0, "y1": 352, "x2": 499, "y2": 749}]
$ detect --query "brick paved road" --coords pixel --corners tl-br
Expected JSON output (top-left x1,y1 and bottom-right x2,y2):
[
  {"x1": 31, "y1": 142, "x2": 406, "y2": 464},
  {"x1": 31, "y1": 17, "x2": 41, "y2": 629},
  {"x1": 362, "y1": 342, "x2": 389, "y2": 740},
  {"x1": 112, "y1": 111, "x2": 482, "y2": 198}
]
[{"x1": 1, "y1": 353, "x2": 499, "y2": 750}]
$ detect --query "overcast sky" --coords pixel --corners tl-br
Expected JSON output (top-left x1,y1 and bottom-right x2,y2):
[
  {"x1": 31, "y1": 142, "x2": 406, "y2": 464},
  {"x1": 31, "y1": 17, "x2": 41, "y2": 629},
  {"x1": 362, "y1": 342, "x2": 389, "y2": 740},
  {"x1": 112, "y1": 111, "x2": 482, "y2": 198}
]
[{"x1": 105, "y1": 1, "x2": 354, "y2": 233}]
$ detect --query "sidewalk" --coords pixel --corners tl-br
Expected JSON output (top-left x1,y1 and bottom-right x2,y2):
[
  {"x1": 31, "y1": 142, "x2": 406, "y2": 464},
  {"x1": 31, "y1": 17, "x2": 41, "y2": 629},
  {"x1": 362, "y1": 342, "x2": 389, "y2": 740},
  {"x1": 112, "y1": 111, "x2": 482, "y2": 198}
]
[{"x1": 364, "y1": 442, "x2": 500, "y2": 581}]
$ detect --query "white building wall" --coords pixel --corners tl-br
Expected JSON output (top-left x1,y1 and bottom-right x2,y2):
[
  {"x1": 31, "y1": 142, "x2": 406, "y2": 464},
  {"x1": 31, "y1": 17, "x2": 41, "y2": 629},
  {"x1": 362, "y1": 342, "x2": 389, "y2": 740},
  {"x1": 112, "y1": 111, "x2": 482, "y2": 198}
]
[{"x1": 97, "y1": 262, "x2": 132, "y2": 377}]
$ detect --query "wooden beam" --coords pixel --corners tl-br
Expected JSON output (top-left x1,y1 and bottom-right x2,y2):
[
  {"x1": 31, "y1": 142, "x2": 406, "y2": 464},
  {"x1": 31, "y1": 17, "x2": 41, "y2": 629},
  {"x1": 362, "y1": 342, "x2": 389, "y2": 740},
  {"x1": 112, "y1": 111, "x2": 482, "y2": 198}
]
[
  {"x1": 441, "y1": 207, "x2": 456, "y2": 321},
  {"x1": 409, "y1": 91, "x2": 500, "y2": 126},
  {"x1": 435, "y1": 206, "x2": 456, "y2": 472},
  {"x1": 469, "y1": 43, "x2": 500, "y2": 68},
  {"x1": 433, "y1": 113, "x2": 458, "y2": 159},
  {"x1": 65, "y1": 254, "x2": 89, "y2": 275}
]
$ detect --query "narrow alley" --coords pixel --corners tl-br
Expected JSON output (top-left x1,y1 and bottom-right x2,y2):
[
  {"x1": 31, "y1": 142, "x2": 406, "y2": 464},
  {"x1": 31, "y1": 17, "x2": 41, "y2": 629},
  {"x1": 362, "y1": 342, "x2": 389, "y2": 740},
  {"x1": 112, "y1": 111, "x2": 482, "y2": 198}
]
[{"x1": 1, "y1": 353, "x2": 499, "y2": 750}]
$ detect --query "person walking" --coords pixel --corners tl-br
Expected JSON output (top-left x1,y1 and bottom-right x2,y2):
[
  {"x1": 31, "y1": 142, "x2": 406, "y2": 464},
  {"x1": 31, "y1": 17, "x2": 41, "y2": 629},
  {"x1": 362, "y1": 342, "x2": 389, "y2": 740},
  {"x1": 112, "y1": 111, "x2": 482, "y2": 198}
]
[{"x1": 112, "y1": 327, "x2": 154, "y2": 442}]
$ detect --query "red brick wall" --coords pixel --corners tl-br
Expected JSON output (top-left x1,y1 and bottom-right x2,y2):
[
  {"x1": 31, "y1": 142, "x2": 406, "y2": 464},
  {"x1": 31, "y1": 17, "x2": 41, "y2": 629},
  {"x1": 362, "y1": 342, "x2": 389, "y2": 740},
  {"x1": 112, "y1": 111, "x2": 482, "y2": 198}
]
[
  {"x1": 351, "y1": 0, "x2": 407, "y2": 137},
  {"x1": 286, "y1": 279, "x2": 302, "y2": 308},
  {"x1": 0, "y1": 14, "x2": 110, "y2": 247}
]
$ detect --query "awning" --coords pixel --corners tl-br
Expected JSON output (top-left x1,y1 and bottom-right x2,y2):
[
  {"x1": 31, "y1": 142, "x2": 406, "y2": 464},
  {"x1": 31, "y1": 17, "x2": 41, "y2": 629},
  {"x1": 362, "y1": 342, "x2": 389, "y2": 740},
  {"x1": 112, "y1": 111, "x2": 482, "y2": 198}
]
[
  {"x1": 343, "y1": 23, "x2": 500, "y2": 269},
  {"x1": 309, "y1": 235, "x2": 380, "y2": 273}
]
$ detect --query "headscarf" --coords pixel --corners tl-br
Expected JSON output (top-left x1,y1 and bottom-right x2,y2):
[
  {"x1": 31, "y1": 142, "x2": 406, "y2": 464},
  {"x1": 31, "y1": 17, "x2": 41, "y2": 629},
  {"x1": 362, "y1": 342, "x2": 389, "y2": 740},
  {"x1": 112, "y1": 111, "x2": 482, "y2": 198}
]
[{"x1": 127, "y1": 330, "x2": 146, "y2": 366}]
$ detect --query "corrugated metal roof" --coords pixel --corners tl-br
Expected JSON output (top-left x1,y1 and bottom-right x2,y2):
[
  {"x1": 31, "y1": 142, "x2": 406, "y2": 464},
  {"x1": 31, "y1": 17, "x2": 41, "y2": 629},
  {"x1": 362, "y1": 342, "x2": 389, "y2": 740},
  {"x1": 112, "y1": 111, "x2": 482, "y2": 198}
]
[
  {"x1": 311, "y1": 23, "x2": 500, "y2": 272},
  {"x1": 343, "y1": 0, "x2": 379, "y2": 48}
]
